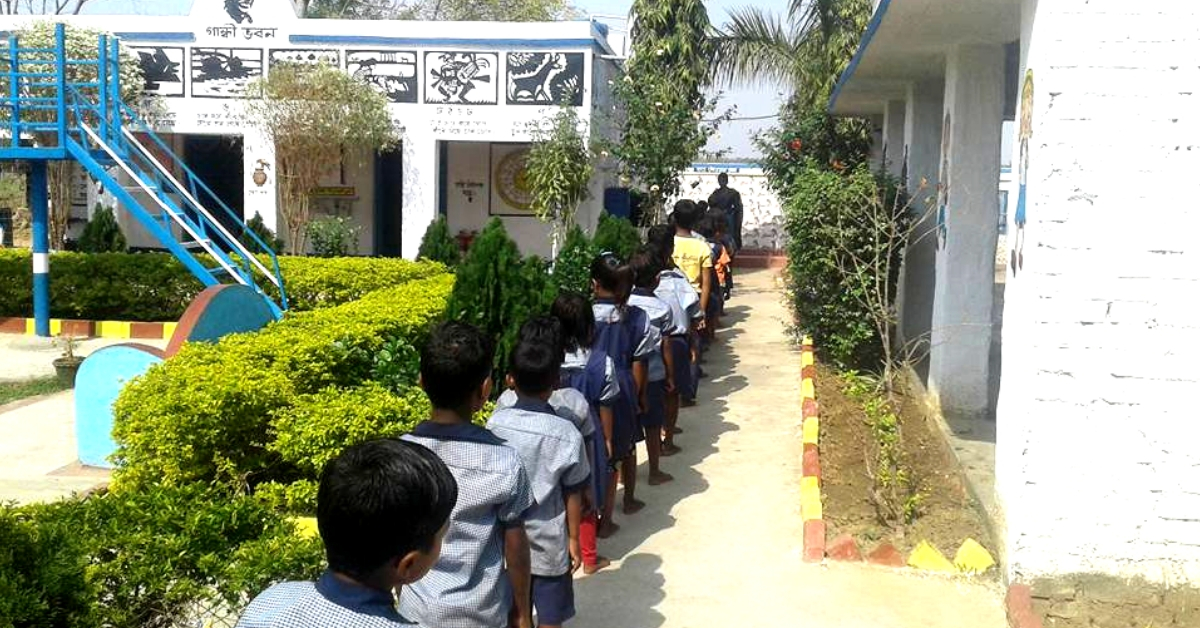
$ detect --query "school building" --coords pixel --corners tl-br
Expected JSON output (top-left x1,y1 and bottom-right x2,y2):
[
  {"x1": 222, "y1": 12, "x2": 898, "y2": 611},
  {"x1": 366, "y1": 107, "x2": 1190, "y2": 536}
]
[
  {"x1": 830, "y1": 0, "x2": 1200, "y2": 618},
  {"x1": 4, "y1": 0, "x2": 625, "y2": 258}
]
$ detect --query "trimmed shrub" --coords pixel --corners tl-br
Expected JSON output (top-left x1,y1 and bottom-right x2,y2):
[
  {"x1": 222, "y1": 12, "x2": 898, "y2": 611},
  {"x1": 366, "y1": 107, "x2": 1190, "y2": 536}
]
[
  {"x1": 241, "y1": 211, "x2": 285, "y2": 254},
  {"x1": 446, "y1": 218, "x2": 555, "y2": 383},
  {"x1": 593, "y1": 211, "x2": 641, "y2": 261},
  {"x1": 417, "y1": 215, "x2": 461, "y2": 267},
  {"x1": 306, "y1": 216, "x2": 362, "y2": 258},
  {"x1": 552, "y1": 223, "x2": 598, "y2": 297},
  {"x1": 0, "y1": 506, "x2": 93, "y2": 627},
  {"x1": 0, "y1": 250, "x2": 445, "y2": 320},
  {"x1": 77, "y1": 204, "x2": 127, "y2": 253},
  {"x1": 112, "y1": 273, "x2": 454, "y2": 493}
]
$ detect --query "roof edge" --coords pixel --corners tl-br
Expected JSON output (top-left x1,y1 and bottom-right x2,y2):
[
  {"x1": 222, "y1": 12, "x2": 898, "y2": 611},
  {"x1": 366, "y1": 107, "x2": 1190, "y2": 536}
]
[{"x1": 827, "y1": 0, "x2": 892, "y2": 114}]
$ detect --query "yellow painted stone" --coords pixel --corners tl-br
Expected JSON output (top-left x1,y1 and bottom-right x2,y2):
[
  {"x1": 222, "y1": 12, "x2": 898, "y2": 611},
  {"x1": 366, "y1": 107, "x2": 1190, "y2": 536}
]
[
  {"x1": 162, "y1": 322, "x2": 178, "y2": 340},
  {"x1": 49, "y1": 319, "x2": 62, "y2": 336},
  {"x1": 954, "y1": 538, "x2": 996, "y2": 574},
  {"x1": 802, "y1": 335, "x2": 813, "y2": 345},
  {"x1": 24, "y1": 318, "x2": 34, "y2": 335},
  {"x1": 801, "y1": 378, "x2": 815, "y2": 400},
  {"x1": 800, "y1": 476, "x2": 822, "y2": 521},
  {"x1": 907, "y1": 540, "x2": 956, "y2": 572},
  {"x1": 802, "y1": 417, "x2": 819, "y2": 444},
  {"x1": 292, "y1": 516, "x2": 319, "y2": 539},
  {"x1": 97, "y1": 321, "x2": 131, "y2": 339},
  {"x1": 802, "y1": 351, "x2": 815, "y2": 367}
]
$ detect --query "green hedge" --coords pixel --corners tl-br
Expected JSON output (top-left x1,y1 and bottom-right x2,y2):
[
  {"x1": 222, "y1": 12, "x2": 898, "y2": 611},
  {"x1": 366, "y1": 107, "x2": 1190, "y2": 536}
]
[
  {"x1": 0, "y1": 250, "x2": 445, "y2": 321},
  {"x1": 112, "y1": 273, "x2": 454, "y2": 498},
  {"x1": 1, "y1": 485, "x2": 323, "y2": 628}
]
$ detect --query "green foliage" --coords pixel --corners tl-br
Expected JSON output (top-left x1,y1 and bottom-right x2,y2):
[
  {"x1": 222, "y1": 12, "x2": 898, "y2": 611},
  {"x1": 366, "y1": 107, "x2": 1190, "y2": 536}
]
[
  {"x1": 841, "y1": 371, "x2": 922, "y2": 526},
  {"x1": 592, "y1": 212, "x2": 641, "y2": 261},
  {"x1": 77, "y1": 204, "x2": 127, "y2": 254},
  {"x1": 0, "y1": 249, "x2": 444, "y2": 320},
  {"x1": 446, "y1": 219, "x2": 554, "y2": 383},
  {"x1": 112, "y1": 274, "x2": 454, "y2": 493},
  {"x1": 782, "y1": 164, "x2": 907, "y2": 370},
  {"x1": 0, "y1": 506, "x2": 93, "y2": 628},
  {"x1": 417, "y1": 216, "x2": 461, "y2": 267},
  {"x1": 306, "y1": 216, "x2": 362, "y2": 257},
  {"x1": 552, "y1": 224, "x2": 598, "y2": 297},
  {"x1": 611, "y1": 0, "x2": 726, "y2": 220},
  {"x1": 242, "y1": 211, "x2": 286, "y2": 254},
  {"x1": 391, "y1": 0, "x2": 572, "y2": 20},
  {"x1": 245, "y1": 62, "x2": 397, "y2": 251},
  {"x1": 526, "y1": 106, "x2": 594, "y2": 234},
  {"x1": 757, "y1": 106, "x2": 874, "y2": 194}
]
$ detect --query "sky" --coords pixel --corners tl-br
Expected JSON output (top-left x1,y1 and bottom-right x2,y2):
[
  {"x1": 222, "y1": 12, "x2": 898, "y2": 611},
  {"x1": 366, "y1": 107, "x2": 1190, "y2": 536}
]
[{"x1": 76, "y1": 0, "x2": 786, "y2": 158}]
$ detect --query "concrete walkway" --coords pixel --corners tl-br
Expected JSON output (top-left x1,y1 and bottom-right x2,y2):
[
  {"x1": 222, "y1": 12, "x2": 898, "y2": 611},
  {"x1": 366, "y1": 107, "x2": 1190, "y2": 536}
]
[
  {"x1": 0, "y1": 390, "x2": 109, "y2": 504},
  {"x1": 573, "y1": 269, "x2": 1007, "y2": 628},
  {"x1": 0, "y1": 334, "x2": 167, "y2": 383}
]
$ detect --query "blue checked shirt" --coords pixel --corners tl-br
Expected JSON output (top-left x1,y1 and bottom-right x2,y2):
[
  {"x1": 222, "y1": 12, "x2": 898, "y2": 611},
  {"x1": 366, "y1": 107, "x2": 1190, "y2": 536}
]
[
  {"x1": 562, "y1": 349, "x2": 621, "y2": 405},
  {"x1": 628, "y1": 289, "x2": 671, "y2": 382},
  {"x1": 486, "y1": 400, "x2": 590, "y2": 577},
  {"x1": 656, "y1": 268, "x2": 702, "y2": 331},
  {"x1": 593, "y1": 301, "x2": 657, "y2": 361},
  {"x1": 236, "y1": 571, "x2": 417, "y2": 627},
  {"x1": 400, "y1": 422, "x2": 535, "y2": 628},
  {"x1": 496, "y1": 387, "x2": 595, "y2": 439}
]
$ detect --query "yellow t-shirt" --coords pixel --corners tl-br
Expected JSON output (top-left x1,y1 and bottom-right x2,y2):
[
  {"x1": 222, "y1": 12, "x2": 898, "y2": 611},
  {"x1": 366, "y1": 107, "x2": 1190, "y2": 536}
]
[{"x1": 673, "y1": 234, "x2": 713, "y2": 289}]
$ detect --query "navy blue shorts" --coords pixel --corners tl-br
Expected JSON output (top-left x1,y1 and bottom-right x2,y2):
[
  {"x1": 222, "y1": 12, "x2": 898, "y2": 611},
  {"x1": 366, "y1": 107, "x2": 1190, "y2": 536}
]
[
  {"x1": 638, "y1": 379, "x2": 666, "y2": 430},
  {"x1": 668, "y1": 335, "x2": 695, "y2": 401},
  {"x1": 532, "y1": 572, "x2": 576, "y2": 625}
]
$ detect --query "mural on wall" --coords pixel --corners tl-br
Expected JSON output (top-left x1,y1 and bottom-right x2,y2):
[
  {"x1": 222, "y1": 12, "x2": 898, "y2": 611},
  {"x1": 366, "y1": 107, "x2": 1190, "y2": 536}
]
[
  {"x1": 506, "y1": 52, "x2": 584, "y2": 106},
  {"x1": 1013, "y1": 69, "x2": 1033, "y2": 276},
  {"x1": 191, "y1": 48, "x2": 263, "y2": 98},
  {"x1": 224, "y1": 0, "x2": 256, "y2": 24},
  {"x1": 425, "y1": 52, "x2": 497, "y2": 105},
  {"x1": 490, "y1": 144, "x2": 534, "y2": 215},
  {"x1": 269, "y1": 48, "x2": 339, "y2": 68},
  {"x1": 936, "y1": 112, "x2": 951, "y2": 250},
  {"x1": 134, "y1": 47, "x2": 185, "y2": 97},
  {"x1": 347, "y1": 50, "x2": 419, "y2": 104}
]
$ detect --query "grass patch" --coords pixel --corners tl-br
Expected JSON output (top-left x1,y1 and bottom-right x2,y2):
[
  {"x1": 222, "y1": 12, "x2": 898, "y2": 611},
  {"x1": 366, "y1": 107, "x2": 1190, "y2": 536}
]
[{"x1": 0, "y1": 376, "x2": 69, "y2": 406}]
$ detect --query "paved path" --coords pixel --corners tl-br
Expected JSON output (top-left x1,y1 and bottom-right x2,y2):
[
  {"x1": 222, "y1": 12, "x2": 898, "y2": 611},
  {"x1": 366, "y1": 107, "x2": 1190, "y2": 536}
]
[
  {"x1": 0, "y1": 334, "x2": 167, "y2": 383},
  {"x1": 573, "y1": 269, "x2": 1008, "y2": 628},
  {"x1": 0, "y1": 390, "x2": 109, "y2": 504}
]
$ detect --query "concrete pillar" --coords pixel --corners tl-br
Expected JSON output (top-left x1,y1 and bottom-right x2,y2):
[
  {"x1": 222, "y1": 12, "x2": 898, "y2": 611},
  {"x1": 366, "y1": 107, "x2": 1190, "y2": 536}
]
[
  {"x1": 896, "y1": 79, "x2": 943, "y2": 350},
  {"x1": 30, "y1": 161, "x2": 50, "y2": 337},
  {"x1": 866, "y1": 114, "x2": 885, "y2": 172},
  {"x1": 928, "y1": 44, "x2": 1005, "y2": 420},
  {"x1": 882, "y1": 99, "x2": 906, "y2": 179}
]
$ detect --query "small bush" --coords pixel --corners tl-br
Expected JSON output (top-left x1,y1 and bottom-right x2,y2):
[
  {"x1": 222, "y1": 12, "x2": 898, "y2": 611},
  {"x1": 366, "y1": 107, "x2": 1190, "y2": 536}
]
[
  {"x1": 552, "y1": 224, "x2": 597, "y2": 297},
  {"x1": 241, "y1": 211, "x2": 285, "y2": 254},
  {"x1": 592, "y1": 212, "x2": 641, "y2": 261},
  {"x1": 77, "y1": 204, "x2": 127, "y2": 254},
  {"x1": 306, "y1": 216, "x2": 361, "y2": 257},
  {"x1": 274, "y1": 256, "x2": 447, "y2": 311},
  {"x1": 417, "y1": 215, "x2": 461, "y2": 267},
  {"x1": 0, "y1": 506, "x2": 93, "y2": 627}
]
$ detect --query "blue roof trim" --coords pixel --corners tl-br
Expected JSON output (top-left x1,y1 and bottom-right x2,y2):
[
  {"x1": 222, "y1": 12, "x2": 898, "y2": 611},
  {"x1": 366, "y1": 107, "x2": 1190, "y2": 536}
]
[
  {"x1": 691, "y1": 162, "x2": 761, "y2": 170},
  {"x1": 828, "y1": 0, "x2": 892, "y2": 113},
  {"x1": 114, "y1": 32, "x2": 196, "y2": 42},
  {"x1": 289, "y1": 34, "x2": 598, "y2": 49}
]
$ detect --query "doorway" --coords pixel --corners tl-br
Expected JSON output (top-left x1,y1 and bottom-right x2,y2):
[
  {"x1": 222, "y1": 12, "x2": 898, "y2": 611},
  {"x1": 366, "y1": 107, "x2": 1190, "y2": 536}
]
[
  {"x1": 374, "y1": 145, "x2": 403, "y2": 257},
  {"x1": 183, "y1": 134, "x2": 244, "y2": 236}
]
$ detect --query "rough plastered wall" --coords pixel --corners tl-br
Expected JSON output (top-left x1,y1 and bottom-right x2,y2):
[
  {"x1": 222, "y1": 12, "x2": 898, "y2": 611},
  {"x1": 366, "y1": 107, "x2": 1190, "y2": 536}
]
[
  {"x1": 669, "y1": 167, "x2": 786, "y2": 251},
  {"x1": 996, "y1": 0, "x2": 1200, "y2": 588}
]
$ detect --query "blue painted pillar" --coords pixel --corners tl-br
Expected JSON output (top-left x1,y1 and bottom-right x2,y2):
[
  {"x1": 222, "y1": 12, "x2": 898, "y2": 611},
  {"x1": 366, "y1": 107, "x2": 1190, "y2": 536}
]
[{"x1": 30, "y1": 160, "x2": 50, "y2": 337}]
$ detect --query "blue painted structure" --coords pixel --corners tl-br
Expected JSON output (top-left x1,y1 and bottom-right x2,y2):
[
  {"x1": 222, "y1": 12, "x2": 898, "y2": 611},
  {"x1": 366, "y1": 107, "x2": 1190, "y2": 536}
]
[
  {"x1": 1, "y1": 24, "x2": 288, "y2": 336},
  {"x1": 75, "y1": 344, "x2": 164, "y2": 467}
]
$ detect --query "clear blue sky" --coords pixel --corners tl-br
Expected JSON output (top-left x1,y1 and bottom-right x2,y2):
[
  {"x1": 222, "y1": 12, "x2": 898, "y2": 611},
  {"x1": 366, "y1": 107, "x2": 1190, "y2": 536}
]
[{"x1": 81, "y1": 0, "x2": 785, "y2": 158}]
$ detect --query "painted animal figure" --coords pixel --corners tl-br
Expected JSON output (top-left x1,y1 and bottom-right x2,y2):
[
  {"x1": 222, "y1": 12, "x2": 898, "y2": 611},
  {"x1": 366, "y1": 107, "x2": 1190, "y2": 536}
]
[{"x1": 225, "y1": 0, "x2": 254, "y2": 24}]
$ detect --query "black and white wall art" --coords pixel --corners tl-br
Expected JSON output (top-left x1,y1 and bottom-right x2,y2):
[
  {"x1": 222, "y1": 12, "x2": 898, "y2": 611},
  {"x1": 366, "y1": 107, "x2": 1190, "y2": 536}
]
[
  {"x1": 347, "y1": 50, "x2": 419, "y2": 104},
  {"x1": 505, "y1": 52, "x2": 584, "y2": 106},
  {"x1": 424, "y1": 52, "x2": 497, "y2": 105},
  {"x1": 134, "y1": 46, "x2": 185, "y2": 97},
  {"x1": 190, "y1": 47, "x2": 263, "y2": 98},
  {"x1": 268, "y1": 48, "x2": 340, "y2": 68}
]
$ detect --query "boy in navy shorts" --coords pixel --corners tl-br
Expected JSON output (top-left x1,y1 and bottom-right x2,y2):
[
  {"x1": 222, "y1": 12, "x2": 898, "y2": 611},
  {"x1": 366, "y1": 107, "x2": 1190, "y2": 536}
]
[
  {"x1": 488, "y1": 317, "x2": 590, "y2": 628},
  {"x1": 237, "y1": 438, "x2": 458, "y2": 627},
  {"x1": 626, "y1": 247, "x2": 675, "y2": 485},
  {"x1": 401, "y1": 322, "x2": 537, "y2": 628}
]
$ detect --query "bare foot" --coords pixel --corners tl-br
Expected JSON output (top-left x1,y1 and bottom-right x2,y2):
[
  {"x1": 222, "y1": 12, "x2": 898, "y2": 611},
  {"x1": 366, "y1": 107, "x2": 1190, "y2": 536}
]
[
  {"x1": 661, "y1": 443, "x2": 682, "y2": 457},
  {"x1": 583, "y1": 557, "x2": 612, "y2": 575},
  {"x1": 622, "y1": 498, "x2": 646, "y2": 514},
  {"x1": 670, "y1": 426, "x2": 684, "y2": 434},
  {"x1": 649, "y1": 471, "x2": 674, "y2": 485},
  {"x1": 597, "y1": 520, "x2": 620, "y2": 539}
]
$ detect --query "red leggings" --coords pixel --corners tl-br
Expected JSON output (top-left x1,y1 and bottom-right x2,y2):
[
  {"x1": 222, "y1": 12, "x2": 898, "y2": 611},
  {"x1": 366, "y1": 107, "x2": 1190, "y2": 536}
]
[{"x1": 580, "y1": 509, "x2": 599, "y2": 566}]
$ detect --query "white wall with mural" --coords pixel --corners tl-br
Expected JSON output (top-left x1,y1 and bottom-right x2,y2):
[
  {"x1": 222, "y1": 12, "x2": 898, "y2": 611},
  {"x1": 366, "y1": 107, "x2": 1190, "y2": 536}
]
[{"x1": 669, "y1": 164, "x2": 787, "y2": 252}]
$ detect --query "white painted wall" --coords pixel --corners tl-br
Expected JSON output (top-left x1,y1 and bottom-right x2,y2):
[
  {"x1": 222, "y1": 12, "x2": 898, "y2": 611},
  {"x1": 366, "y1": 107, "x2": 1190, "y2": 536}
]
[
  {"x1": 996, "y1": 0, "x2": 1200, "y2": 587},
  {"x1": 668, "y1": 165, "x2": 786, "y2": 251}
]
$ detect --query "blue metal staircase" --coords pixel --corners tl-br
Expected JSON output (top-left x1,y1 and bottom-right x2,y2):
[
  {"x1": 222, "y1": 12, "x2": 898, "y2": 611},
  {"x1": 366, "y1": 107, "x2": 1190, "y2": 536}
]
[{"x1": 2, "y1": 24, "x2": 287, "y2": 319}]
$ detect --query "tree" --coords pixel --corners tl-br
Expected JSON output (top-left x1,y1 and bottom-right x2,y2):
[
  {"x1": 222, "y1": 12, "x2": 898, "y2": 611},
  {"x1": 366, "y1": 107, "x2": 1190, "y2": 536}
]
[
  {"x1": 0, "y1": 0, "x2": 91, "y2": 14},
  {"x1": 244, "y1": 63, "x2": 397, "y2": 252},
  {"x1": 77, "y1": 204, "x2": 127, "y2": 253},
  {"x1": 300, "y1": 0, "x2": 573, "y2": 20},
  {"x1": 300, "y1": 0, "x2": 401, "y2": 18},
  {"x1": 610, "y1": 0, "x2": 727, "y2": 224},
  {"x1": 525, "y1": 105, "x2": 594, "y2": 259},
  {"x1": 711, "y1": 0, "x2": 872, "y2": 111},
  {"x1": 2, "y1": 23, "x2": 146, "y2": 248}
]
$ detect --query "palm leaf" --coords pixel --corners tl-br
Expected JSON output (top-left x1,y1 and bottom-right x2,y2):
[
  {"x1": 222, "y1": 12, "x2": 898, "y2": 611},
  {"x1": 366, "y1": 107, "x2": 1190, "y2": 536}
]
[{"x1": 710, "y1": 7, "x2": 804, "y2": 89}]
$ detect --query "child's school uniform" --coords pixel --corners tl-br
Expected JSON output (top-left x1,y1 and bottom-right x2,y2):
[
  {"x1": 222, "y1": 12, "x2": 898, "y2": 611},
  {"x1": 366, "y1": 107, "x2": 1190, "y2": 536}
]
[
  {"x1": 627, "y1": 289, "x2": 670, "y2": 435},
  {"x1": 705, "y1": 239, "x2": 726, "y2": 321},
  {"x1": 496, "y1": 387, "x2": 595, "y2": 445},
  {"x1": 592, "y1": 299, "x2": 654, "y2": 462},
  {"x1": 400, "y1": 422, "x2": 535, "y2": 628},
  {"x1": 237, "y1": 571, "x2": 421, "y2": 627},
  {"x1": 655, "y1": 268, "x2": 700, "y2": 402},
  {"x1": 487, "y1": 400, "x2": 590, "y2": 626}
]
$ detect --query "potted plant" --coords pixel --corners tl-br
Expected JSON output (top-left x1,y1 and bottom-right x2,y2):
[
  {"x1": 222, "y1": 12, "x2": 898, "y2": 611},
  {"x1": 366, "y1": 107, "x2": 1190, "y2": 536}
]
[{"x1": 53, "y1": 334, "x2": 84, "y2": 387}]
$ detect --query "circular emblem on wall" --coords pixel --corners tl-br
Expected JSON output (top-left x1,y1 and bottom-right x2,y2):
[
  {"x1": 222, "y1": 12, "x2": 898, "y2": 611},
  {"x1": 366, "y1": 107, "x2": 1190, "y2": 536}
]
[{"x1": 495, "y1": 148, "x2": 533, "y2": 211}]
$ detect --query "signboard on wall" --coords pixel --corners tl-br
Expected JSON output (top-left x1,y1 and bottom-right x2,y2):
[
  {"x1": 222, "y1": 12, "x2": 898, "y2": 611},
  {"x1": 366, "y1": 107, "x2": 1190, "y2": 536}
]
[{"x1": 489, "y1": 143, "x2": 534, "y2": 216}]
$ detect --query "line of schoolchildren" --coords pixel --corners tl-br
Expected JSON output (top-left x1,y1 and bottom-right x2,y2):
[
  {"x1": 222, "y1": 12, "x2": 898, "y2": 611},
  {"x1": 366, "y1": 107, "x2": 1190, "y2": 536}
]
[{"x1": 237, "y1": 198, "x2": 730, "y2": 628}]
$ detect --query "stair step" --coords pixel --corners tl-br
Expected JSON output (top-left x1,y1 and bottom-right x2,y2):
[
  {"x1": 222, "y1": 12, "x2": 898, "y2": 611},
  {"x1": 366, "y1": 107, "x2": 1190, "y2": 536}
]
[
  {"x1": 206, "y1": 266, "x2": 234, "y2": 276},
  {"x1": 180, "y1": 239, "x2": 213, "y2": 250}
]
